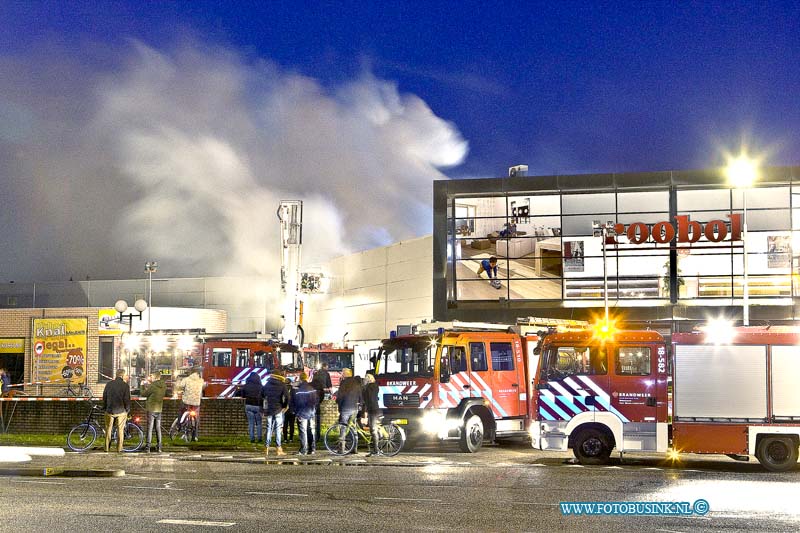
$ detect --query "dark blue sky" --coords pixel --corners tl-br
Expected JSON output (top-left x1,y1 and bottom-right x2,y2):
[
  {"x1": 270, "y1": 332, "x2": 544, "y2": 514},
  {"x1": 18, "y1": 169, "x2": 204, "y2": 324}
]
[{"x1": 3, "y1": 1, "x2": 798, "y2": 178}]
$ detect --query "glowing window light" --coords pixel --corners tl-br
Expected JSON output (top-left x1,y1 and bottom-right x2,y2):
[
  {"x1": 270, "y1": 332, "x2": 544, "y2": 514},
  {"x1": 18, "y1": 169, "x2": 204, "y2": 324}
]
[
  {"x1": 149, "y1": 334, "x2": 168, "y2": 353},
  {"x1": 122, "y1": 334, "x2": 142, "y2": 352},
  {"x1": 177, "y1": 334, "x2": 195, "y2": 352}
]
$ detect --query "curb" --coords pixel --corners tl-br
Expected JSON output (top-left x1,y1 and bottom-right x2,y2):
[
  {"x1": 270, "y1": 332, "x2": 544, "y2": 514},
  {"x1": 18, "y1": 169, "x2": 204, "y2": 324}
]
[
  {"x1": 177, "y1": 455, "x2": 460, "y2": 468},
  {"x1": 0, "y1": 467, "x2": 125, "y2": 478}
]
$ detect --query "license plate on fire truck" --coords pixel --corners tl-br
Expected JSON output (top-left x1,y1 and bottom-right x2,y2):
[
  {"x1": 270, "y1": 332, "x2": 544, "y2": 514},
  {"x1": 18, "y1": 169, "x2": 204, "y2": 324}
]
[{"x1": 384, "y1": 393, "x2": 420, "y2": 407}]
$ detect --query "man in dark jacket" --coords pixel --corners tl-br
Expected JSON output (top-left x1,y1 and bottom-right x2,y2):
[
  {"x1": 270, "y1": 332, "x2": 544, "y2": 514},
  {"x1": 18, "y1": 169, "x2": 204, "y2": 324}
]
[
  {"x1": 242, "y1": 372, "x2": 264, "y2": 443},
  {"x1": 102, "y1": 368, "x2": 131, "y2": 452},
  {"x1": 262, "y1": 370, "x2": 289, "y2": 456},
  {"x1": 336, "y1": 368, "x2": 362, "y2": 425},
  {"x1": 311, "y1": 363, "x2": 332, "y2": 443},
  {"x1": 141, "y1": 372, "x2": 167, "y2": 453},
  {"x1": 363, "y1": 373, "x2": 381, "y2": 456},
  {"x1": 291, "y1": 372, "x2": 318, "y2": 455}
]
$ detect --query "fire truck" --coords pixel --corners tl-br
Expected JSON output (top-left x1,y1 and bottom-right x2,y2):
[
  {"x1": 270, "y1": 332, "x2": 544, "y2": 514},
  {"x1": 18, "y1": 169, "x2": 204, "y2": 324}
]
[
  {"x1": 373, "y1": 319, "x2": 578, "y2": 452},
  {"x1": 193, "y1": 337, "x2": 305, "y2": 397},
  {"x1": 303, "y1": 344, "x2": 353, "y2": 394},
  {"x1": 530, "y1": 324, "x2": 800, "y2": 472}
]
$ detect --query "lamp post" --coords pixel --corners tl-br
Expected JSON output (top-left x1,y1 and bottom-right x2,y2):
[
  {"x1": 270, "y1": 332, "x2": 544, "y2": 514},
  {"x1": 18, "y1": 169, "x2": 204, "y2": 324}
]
[
  {"x1": 593, "y1": 220, "x2": 617, "y2": 325},
  {"x1": 115, "y1": 299, "x2": 148, "y2": 332},
  {"x1": 725, "y1": 155, "x2": 758, "y2": 326},
  {"x1": 145, "y1": 261, "x2": 158, "y2": 330}
]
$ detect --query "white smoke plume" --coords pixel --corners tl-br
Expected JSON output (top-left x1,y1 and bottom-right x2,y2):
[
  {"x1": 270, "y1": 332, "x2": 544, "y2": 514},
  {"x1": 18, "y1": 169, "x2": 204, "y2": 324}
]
[{"x1": 0, "y1": 39, "x2": 468, "y2": 290}]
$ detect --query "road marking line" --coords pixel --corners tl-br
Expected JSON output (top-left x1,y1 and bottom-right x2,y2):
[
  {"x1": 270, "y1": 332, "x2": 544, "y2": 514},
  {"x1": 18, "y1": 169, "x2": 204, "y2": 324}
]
[
  {"x1": 11, "y1": 480, "x2": 66, "y2": 485},
  {"x1": 513, "y1": 502, "x2": 558, "y2": 507},
  {"x1": 374, "y1": 497, "x2": 441, "y2": 503},
  {"x1": 123, "y1": 486, "x2": 184, "y2": 491},
  {"x1": 245, "y1": 491, "x2": 308, "y2": 497},
  {"x1": 158, "y1": 519, "x2": 235, "y2": 527}
]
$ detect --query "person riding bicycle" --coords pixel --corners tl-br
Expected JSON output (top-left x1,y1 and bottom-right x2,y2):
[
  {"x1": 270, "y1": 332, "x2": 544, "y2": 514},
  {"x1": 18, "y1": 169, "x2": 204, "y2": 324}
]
[
  {"x1": 175, "y1": 367, "x2": 205, "y2": 441},
  {"x1": 362, "y1": 373, "x2": 381, "y2": 457},
  {"x1": 335, "y1": 368, "x2": 362, "y2": 453}
]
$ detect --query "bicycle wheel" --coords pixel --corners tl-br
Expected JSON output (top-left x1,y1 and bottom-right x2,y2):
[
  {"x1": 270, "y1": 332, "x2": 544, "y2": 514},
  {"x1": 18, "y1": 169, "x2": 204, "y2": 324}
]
[
  {"x1": 169, "y1": 417, "x2": 183, "y2": 442},
  {"x1": 67, "y1": 423, "x2": 97, "y2": 452},
  {"x1": 377, "y1": 423, "x2": 406, "y2": 457},
  {"x1": 122, "y1": 422, "x2": 144, "y2": 452},
  {"x1": 80, "y1": 386, "x2": 93, "y2": 398},
  {"x1": 324, "y1": 423, "x2": 356, "y2": 455}
]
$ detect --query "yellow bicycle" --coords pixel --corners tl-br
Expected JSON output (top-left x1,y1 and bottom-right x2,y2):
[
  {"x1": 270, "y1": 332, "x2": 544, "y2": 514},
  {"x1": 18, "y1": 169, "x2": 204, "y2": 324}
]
[{"x1": 324, "y1": 414, "x2": 406, "y2": 457}]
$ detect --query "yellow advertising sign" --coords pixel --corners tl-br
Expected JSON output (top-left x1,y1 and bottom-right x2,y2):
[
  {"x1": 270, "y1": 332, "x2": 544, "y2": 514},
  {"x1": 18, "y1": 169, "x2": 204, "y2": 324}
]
[
  {"x1": 98, "y1": 308, "x2": 125, "y2": 336},
  {"x1": 0, "y1": 338, "x2": 24, "y2": 353},
  {"x1": 32, "y1": 318, "x2": 88, "y2": 385}
]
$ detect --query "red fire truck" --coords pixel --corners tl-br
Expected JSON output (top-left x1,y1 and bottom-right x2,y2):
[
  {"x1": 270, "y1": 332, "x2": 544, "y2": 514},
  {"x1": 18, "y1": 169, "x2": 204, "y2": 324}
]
[
  {"x1": 193, "y1": 338, "x2": 305, "y2": 397},
  {"x1": 531, "y1": 324, "x2": 800, "y2": 471},
  {"x1": 374, "y1": 321, "x2": 551, "y2": 452},
  {"x1": 303, "y1": 344, "x2": 354, "y2": 394}
]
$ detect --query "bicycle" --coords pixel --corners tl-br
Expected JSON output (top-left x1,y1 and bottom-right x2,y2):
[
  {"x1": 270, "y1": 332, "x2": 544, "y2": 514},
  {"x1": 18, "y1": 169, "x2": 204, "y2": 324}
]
[
  {"x1": 169, "y1": 407, "x2": 198, "y2": 443},
  {"x1": 66, "y1": 402, "x2": 144, "y2": 452},
  {"x1": 58, "y1": 378, "x2": 93, "y2": 398},
  {"x1": 324, "y1": 414, "x2": 406, "y2": 457}
]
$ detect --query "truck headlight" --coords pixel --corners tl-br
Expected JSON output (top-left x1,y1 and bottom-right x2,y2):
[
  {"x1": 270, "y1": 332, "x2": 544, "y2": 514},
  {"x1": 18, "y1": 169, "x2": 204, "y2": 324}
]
[{"x1": 421, "y1": 410, "x2": 445, "y2": 434}]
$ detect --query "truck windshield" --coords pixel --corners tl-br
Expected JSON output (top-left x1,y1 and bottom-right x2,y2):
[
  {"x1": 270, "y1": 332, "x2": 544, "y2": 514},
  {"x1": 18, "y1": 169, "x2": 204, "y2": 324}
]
[
  {"x1": 376, "y1": 339, "x2": 436, "y2": 377},
  {"x1": 315, "y1": 352, "x2": 353, "y2": 371}
]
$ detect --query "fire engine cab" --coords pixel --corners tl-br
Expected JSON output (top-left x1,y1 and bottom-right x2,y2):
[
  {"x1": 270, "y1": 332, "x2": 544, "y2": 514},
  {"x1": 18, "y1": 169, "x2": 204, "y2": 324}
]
[
  {"x1": 531, "y1": 323, "x2": 800, "y2": 472},
  {"x1": 374, "y1": 319, "x2": 581, "y2": 452}
]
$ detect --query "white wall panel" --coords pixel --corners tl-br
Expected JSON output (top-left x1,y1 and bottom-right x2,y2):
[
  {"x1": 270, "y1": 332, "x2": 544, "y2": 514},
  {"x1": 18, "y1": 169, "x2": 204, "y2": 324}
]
[{"x1": 771, "y1": 345, "x2": 800, "y2": 417}]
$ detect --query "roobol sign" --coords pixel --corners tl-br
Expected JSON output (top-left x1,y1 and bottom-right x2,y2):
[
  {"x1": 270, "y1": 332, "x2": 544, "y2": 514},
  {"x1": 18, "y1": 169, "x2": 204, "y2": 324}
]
[{"x1": 613, "y1": 214, "x2": 742, "y2": 245}]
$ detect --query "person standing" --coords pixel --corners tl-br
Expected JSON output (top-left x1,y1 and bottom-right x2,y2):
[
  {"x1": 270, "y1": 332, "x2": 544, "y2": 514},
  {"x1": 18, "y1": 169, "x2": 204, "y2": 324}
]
[
  {"x1": 262, "y1": 369, "x2": 289, "y2": 457},
  {"x1": 102, "y1": 368, "x2": 130, "y2": 453},
  {"x1": 141, "y1": 372, "x2": 166, "y2": 453},
  {"x1": 311, "y1": 362, "x2": 332, "y2": 443},
  {"x1": 283, "y1": 380, "x2": 297, "y2": 444},
  {"x1": 175, "y1": 367, "x2": 205, "y2": 441},
  {"x1": 292, "y1": 372, "x2": 317, "y2": 455},
  {"x1": 242, "y1": 372, "x2": 264, "y2": 443},
  {"x1": 362, "y1": 373, "x2": 381, "y2": 457},
  {"x1": 0, "y1": 368, "x2": 10, "y2": 397}
]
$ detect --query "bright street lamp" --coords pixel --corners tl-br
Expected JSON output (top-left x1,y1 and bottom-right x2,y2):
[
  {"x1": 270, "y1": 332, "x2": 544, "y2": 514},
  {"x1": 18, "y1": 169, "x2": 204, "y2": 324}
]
[{"x1": 725, "y1": 155, "x2": 759, "y2": 326}]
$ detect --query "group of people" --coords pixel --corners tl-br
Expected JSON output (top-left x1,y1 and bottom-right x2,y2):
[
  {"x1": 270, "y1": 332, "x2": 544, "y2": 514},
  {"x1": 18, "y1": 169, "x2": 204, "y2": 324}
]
[
  {"x1": 101, "y1": 366, "x2": 204, "y2": 453},
  {"x1": 240, "y1": 363, "x2": 383, "y2": 457},
  {"x1": 241, "y1": 362, "x2": 333, "y2": 456}
]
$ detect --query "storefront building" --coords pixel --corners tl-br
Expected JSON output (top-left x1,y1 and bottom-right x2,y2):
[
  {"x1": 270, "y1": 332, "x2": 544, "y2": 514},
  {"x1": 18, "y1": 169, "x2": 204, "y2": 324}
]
[
  {"x1": 0, "y1": 307, "x2": 226, "y2": 395},
  {"x1": 433, "y1": 165, "x2": 800, "y2": 328}
]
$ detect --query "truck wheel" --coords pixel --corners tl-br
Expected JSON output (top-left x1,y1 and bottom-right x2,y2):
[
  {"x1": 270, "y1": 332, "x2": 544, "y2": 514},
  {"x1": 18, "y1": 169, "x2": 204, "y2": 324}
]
[
  {"x1": 756, "y1": 436, "x2": 799, "y2": 472},
  {"x1": 573, "y1": 428, "x2": 612, "y2": 465},
  {"x1": 459, "y1": 414, "x2": 484, "y2": 453}
]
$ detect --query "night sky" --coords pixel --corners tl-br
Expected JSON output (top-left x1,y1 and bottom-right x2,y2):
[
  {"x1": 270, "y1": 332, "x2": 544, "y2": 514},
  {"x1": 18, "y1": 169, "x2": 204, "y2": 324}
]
[{"x1": 0, "y1": 1, "x2": 798, "y2": 282}]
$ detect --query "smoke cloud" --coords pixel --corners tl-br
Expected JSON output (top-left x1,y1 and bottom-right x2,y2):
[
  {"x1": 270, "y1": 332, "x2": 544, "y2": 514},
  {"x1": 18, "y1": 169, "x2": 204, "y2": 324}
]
[{"x1": 0, "y1": 39, "x2": 468, "y2": 293}]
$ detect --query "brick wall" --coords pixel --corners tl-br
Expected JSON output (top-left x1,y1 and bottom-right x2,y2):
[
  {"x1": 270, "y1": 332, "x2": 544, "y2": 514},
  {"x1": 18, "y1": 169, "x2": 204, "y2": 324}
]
[{"x1": 0, "y1": 398, "x2": 344, "y2": 437}]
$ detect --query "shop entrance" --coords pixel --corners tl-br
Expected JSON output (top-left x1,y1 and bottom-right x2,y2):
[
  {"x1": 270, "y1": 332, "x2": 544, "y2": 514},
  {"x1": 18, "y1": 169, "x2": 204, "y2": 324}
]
[{"x1": 0, "y1": 353, "x2": 24, "y2": 389}]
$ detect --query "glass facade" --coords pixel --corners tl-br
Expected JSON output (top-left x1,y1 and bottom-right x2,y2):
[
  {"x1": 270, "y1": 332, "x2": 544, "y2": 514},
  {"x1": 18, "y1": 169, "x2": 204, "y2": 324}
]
[{"x1": 444, "y1": 181, "x2": 798, "y2": 308}]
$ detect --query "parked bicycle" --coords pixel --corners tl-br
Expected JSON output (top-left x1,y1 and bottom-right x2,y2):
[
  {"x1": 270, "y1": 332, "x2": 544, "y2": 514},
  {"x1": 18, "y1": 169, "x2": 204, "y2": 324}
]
[
  {"x1": 169, "y1": 408, "x2": 198, "y2": 443},
  {"x1": 59, "y1": 378, "x2": 93, "y2": 398},
  {"x1": 324, "y1": 414, "x2": 406, "y2": 456},
  {"x1": 66, "y1": 402, "x2": 144, "y2": 452}
]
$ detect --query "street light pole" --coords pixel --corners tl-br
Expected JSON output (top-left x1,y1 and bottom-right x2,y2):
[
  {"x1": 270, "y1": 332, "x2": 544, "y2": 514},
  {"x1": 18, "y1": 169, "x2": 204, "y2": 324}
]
[
  {"x1": 725, "y1": 154, "x2": 758, "y2": 326},
  {"x1": 593, "y1": 220, "x2": 616, "y2": 325},
  {"x1": 742, "y1": 190, "x2": 749, "y2": 326},
  {"x1": 145, "y1": 261, "x2": 158, "y2": 331}
]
